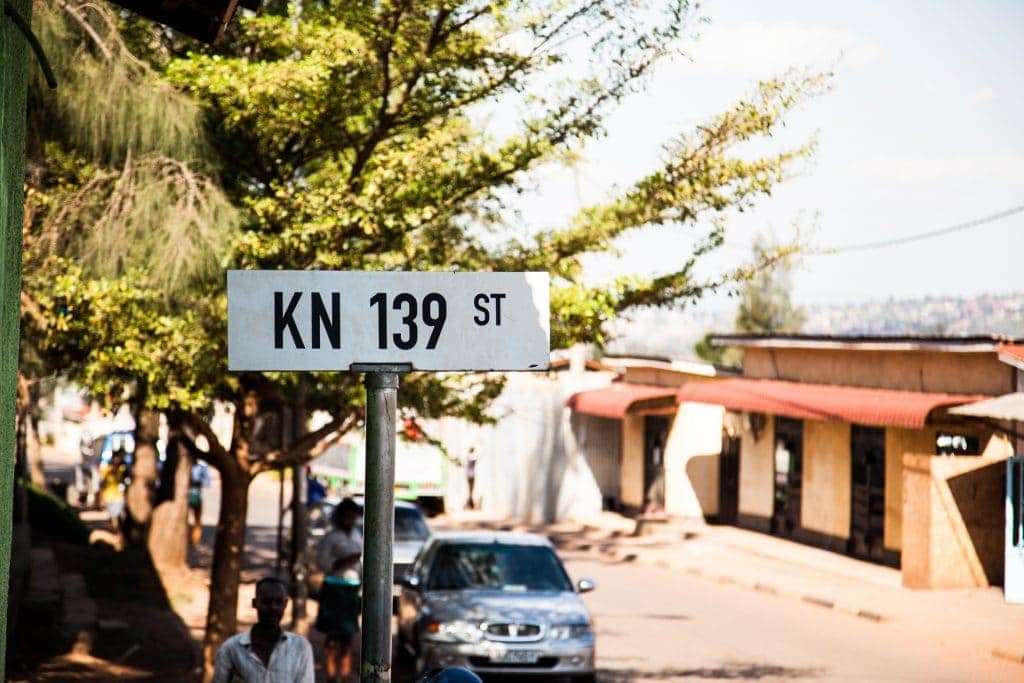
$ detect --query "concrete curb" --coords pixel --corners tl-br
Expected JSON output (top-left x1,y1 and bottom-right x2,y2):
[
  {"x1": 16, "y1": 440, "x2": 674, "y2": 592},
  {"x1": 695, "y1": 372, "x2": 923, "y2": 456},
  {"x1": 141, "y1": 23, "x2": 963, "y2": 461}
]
[{"x1": 597, "y1": 545, "x2": 893, "y2": 625}]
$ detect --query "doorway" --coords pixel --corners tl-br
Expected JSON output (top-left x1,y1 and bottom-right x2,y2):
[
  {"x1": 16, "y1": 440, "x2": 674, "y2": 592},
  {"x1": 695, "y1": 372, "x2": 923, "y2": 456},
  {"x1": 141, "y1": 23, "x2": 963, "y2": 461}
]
[
  {"x1": 849, "y1": 425, "x2": 886, "y2": 562},
  {"x1": 643, "y1": 416, "x2": 670, "y2": 514},
  {"x1": 718, "y1": 433, "x2": 740, "y2": 525},
  {"x1": 772, "y1": 417, "x2": 803, "y2": 536}
]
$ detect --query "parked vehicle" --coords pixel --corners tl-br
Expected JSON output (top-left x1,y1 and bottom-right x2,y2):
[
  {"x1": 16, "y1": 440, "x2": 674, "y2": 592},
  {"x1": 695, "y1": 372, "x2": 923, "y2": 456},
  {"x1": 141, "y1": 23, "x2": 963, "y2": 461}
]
[
  {"x1": 397, "y1": 532, "x2": 597, "y2": 681},
  {"x1": 311, "y1": 437, "x2": 447, "y2": 515}
]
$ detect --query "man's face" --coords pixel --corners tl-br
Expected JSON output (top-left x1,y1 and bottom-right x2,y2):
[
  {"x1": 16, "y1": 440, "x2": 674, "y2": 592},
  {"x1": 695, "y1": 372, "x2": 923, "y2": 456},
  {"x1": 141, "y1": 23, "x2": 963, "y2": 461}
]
[
  {"x1": 252, "y1": 582, "x2": 287, "y2": 627},
  {"x1": 338, "y1": 510, "x2": 358, "y2": 532},
  {"x1": 243, "y1": 392, "x2": 259, "y2": 417}
]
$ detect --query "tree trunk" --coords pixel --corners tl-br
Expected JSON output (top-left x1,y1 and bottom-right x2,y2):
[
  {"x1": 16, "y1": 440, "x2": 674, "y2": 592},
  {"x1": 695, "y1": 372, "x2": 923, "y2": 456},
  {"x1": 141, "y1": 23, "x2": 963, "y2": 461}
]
[
  {"x1": 25, "y1": 413, "x2": 45, "y2": 487},
  {"x1": 124, "y1": 409, "x2": 160, "y2": 547},
  {"x1": 148, "y1": 434, "x2": 191, "y2": 569},
  {"x1": 16, "y1": 374, "x2": 44, "y2": 487},
  {"x1": 201, "y1": 461, "x2": 251, "y2": 682}
]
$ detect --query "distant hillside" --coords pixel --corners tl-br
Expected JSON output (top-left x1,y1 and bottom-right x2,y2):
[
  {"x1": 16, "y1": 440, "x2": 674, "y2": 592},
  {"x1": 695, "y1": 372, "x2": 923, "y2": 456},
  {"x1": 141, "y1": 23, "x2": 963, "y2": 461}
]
[{"x1": 604, "y1": 292, "x2": 1024, "y2": 359}]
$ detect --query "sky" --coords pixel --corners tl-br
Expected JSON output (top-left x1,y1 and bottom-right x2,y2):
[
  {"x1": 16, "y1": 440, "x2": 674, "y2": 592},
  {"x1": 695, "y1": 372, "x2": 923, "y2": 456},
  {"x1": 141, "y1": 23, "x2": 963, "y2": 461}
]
[{"x1": 505, "y1": 0, "x2": 1024, "y2": 307}]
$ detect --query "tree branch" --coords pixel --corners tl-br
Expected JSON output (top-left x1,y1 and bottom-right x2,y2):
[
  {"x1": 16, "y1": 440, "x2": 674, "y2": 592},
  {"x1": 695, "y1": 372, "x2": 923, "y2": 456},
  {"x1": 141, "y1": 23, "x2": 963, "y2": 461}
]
[
  {"x1": 179, "y1": 409, "x2": 234, "y2": 473},
  {"x1": 251, "y1": 410, "x2": 358, "y2": 475},
  {"x1": 348, "y1": 4, "x2": 450, "y2": 187}
]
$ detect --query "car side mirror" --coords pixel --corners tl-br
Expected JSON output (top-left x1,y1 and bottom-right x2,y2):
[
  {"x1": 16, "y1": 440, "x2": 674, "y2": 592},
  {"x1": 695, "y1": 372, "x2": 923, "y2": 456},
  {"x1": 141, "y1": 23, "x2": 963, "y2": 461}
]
[
  {"x1": 402, "y1": 574, "x2": 421, "y2": 590},
  {"x1": 577, "y1": 578, "x2": 596, "y2": 594}
]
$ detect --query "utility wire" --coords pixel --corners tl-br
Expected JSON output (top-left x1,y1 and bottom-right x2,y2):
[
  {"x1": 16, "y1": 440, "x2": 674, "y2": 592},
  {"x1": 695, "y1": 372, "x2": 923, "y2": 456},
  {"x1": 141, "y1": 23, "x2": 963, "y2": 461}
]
[
  {"x1": 717, "y1": 204, "x2": 1024, "y2": 256},
  {"x1": 824, "y1": 204, "x2": 1024, "y2": 253}
]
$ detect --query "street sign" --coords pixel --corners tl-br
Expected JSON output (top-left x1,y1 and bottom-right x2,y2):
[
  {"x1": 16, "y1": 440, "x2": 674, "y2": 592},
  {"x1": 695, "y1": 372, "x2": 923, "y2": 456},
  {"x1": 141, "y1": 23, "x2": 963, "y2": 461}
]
[{"x1": 227, "y1": 270, "x2": 550, "y2": 371}]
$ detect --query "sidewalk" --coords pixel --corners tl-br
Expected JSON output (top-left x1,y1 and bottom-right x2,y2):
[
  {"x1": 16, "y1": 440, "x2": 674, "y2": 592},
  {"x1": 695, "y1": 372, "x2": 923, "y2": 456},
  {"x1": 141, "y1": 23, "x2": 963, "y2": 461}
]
[{"x1": 436, "y1": 510, "x2": 1024, "y2": 669}]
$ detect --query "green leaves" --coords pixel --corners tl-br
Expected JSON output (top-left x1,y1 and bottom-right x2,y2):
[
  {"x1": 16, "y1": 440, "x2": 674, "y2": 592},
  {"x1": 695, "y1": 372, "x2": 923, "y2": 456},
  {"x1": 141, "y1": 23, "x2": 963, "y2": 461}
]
[
  {"x1": 26, "y1": 0, "x2": 828, "y2": 426},
  {"x1": 29, "y1": 264, "x2": 226, "y2": 410}
]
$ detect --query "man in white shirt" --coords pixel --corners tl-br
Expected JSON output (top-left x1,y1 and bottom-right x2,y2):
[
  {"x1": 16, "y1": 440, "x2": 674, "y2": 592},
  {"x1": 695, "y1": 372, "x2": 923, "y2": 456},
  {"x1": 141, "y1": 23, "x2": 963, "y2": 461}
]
[{"x1": 212, "y1": 576, "x2": 314, "y2": 683}]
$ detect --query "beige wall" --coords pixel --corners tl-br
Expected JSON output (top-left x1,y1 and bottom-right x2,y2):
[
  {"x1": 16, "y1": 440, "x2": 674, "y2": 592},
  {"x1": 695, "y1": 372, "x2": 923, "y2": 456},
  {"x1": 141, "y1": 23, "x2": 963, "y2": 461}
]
[
  {"x1": 802, "y1": 420, "x2": 851, "y2": 539},
  {"x1": 621, "y1": 367, "x2": 719, "y2": 388},
  {"x1": 885, "y1": 428, "x2": 933, "y2": 550},
  {"x1": 743, "y1": 348, "x2": 1012, "y2": 396},
  {"x1": 885, "y1": 424, "x2": 1013, "y2": 551},
  {"x1": 663, "y1": 402, "x2": 723, "y2": 519},
  {"x1": 902, "y1": 453, "x2": 1007, "y2": 588},
  {"x1": 739, "y1": 414, "x2": 774, "y2": 518},
  {"x1": 621, "y1": 414, "x2": 645, "y2": 510},
  {"x1": 622, "y1": 367, "x2": 683, "y2": 387}
]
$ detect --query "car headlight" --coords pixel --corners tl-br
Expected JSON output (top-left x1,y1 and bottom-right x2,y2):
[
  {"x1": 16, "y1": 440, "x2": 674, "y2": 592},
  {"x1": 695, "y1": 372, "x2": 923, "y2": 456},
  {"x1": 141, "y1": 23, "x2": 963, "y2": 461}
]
[
  {"x1": 548, "y1": 623, "x2": 592, "y2": 640},
  {"x1": 423, "y1": 619, "x2": 484, "y2": 643}
]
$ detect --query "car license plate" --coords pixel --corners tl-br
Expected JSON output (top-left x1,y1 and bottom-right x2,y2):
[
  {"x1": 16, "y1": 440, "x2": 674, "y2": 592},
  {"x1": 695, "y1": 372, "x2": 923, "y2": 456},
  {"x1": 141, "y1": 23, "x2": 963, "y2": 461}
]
[{"x1": 491, "y1": 651, "x2": 540, "y2": 664}]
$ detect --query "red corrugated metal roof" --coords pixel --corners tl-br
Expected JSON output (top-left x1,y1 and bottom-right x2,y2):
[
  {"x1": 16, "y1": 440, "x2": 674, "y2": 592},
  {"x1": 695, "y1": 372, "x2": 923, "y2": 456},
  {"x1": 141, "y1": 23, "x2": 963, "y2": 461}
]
[
  {"x1": 566, "y1": 383, "x2": 677, "y2": 419},
  {"x1": 999, "y1": 344, "x2": 1024, "y2": 369},
  {"x1": 676, "y1": 378, "x2": 987, "y2": 430}
]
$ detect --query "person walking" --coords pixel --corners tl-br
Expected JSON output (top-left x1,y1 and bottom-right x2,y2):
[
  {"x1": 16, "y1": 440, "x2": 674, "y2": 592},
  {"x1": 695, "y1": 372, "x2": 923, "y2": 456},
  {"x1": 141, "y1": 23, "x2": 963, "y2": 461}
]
[
  {"x1": 315, "y1": 497, "x2": 362, "y2": 683},
  {"x1": 99, "y1": 448, "x2": 128, "y2": 533},
  {"x1": 188, "y1": 460, "x2": 212, "y2": 545},
  {"x1": 212, "y1": 576, "x2": 314, "y2": 683}
]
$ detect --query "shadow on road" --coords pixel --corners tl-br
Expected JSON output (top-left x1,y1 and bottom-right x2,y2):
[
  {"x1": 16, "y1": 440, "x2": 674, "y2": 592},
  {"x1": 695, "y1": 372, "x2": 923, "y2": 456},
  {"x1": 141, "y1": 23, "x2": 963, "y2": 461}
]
[{"x1": 597, "y1": 662, "x2": 826, "y2": 681}]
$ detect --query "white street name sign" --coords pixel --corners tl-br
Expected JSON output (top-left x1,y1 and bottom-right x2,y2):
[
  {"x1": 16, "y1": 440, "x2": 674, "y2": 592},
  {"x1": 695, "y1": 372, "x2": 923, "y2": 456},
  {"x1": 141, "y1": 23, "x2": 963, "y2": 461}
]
[{"x1": 227, "y1": 270, "x2": 550, "y2": 371}]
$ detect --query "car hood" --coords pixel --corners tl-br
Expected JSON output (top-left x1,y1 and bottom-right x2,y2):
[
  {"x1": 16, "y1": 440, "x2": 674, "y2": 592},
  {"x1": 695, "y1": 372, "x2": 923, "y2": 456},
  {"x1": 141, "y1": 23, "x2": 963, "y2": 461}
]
[{"x1": 421, "y1": 589, "x2": 590, "y2": 625}]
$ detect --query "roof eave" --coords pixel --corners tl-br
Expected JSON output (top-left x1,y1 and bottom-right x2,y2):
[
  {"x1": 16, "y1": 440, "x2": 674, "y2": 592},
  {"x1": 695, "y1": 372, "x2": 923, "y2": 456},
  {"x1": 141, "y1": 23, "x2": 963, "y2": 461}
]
[{"x1": 710, "y1": 334, "x2": 1008, "y2": 353}]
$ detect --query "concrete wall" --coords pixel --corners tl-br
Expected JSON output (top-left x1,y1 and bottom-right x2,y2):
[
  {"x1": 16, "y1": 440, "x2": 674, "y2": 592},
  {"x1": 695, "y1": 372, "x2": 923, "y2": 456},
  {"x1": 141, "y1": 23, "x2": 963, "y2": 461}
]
[
  {"x1": 621, "y1": 414, "x2": 645, "y2": 511},
  {"x1": 743, "y1": 348, "x2": 1012, "y2": 396},
  {"x1": 428, "y1": 369, "x2": 616, "y2": 523},
  {"x1": 621, "y1": 366, "x2": 687, "y2": 387},
  {"x1": 739, "y1": 414, "x2": 775, "y2": 518},
  {"x1": 802, "y1": 420, "x2": 851, "y2": 539},
  {"x1": 902, "y1": 453, "x2": 1009, "y2": 588},
  {"x1": 664, "y1": 402, "x2": 724, "y2": 519},
  {"x1": 884, "y1": 428, "x2": 933, "y2": 551},
  {"x1": 571, "y1": 414, "x2": 621, "y2": 507},
  {"x1": 884, "y1": 423, "x2": 1011, "y2": 555}
]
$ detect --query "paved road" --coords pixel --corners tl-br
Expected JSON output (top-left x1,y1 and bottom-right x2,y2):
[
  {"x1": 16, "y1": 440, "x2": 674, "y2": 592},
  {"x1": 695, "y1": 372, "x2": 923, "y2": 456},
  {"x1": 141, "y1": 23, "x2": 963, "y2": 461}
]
[
  {"x1": 561, "y1": 553, "x2": 1019, "y2": 683},
  {"x1": 44, "y1": 454, "x2": 1019, "y2": 683}
]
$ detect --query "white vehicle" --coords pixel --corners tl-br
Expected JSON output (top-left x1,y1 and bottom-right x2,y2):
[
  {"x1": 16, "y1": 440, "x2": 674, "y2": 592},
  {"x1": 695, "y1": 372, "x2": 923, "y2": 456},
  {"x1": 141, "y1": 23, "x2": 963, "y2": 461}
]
[{"x1": 311, "y1": 436, "x2": 447, "y2": 515}]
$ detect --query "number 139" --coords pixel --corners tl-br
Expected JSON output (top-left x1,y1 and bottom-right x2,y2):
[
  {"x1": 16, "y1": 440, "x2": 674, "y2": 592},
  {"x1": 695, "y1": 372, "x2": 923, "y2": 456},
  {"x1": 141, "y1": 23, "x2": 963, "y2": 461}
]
[{"x1": 369, "y1": 292, "x2": 447, "y2": 350}]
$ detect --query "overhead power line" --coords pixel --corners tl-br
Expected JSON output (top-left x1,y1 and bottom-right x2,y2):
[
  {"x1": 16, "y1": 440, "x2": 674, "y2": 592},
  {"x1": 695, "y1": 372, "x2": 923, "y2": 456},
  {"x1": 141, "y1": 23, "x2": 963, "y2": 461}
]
[{"x1": 824, "y1": 204, "x2": 1024, "y2": 253}]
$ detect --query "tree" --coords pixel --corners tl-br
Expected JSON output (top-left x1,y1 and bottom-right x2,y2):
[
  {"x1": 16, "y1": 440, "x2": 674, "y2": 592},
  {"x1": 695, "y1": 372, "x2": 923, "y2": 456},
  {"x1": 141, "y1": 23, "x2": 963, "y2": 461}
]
[
  {"x1": 734, "y1": 233, "x2": 806, "y2": 334},
  {"x1": 27, "y1": 1, "x2": 828, "y2": 676},
  {"x1": 21, "y1": 0, "x2": 237, "y2": 563}
]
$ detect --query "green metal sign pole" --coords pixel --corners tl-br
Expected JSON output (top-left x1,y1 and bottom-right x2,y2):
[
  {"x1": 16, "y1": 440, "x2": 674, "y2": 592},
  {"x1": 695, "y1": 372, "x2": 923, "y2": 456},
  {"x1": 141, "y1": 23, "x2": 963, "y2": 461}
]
[
  {"x1": 1, "y1": 0, "x2": 33, "y2": 674},
  {"x1": 353, "y1": 364, "x2": 407, "y2": 683}
]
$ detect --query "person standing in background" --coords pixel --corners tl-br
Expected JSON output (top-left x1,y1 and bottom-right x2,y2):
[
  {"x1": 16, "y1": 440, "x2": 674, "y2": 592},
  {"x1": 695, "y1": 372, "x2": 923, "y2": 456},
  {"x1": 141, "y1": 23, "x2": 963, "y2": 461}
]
[
  {"x1": 315, "y1": 498, "x2": 362, "y2": 683},
  {"x1": 464, "y1": 448, "x2": 478, "y2": 510},
  {"x1": 99, "y1": 448, "x2": 128, "y2": 533},
  {"x1": 188, "y1": 459, "x2": 212, "y2": 545}
]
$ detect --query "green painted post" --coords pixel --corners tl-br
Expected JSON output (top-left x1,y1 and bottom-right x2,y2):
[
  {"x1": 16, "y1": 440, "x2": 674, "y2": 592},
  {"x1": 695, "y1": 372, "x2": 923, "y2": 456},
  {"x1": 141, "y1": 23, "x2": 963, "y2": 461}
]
[{"x1": 1, "y1": 0, "x2": 33, "y2": 672}]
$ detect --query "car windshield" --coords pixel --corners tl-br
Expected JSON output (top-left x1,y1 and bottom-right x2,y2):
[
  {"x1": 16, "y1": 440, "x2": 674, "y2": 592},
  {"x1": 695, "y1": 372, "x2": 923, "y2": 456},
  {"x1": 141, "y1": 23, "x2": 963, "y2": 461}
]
[
  {"x1": 426, "y1": 543, "x2": 573, "y2": 592},
  {"x1": 395, "y1": 507, "x2": 429, "y2": 541},
  {"x1": 348, "y1": 504, "x2": 429, "y2": 541}
]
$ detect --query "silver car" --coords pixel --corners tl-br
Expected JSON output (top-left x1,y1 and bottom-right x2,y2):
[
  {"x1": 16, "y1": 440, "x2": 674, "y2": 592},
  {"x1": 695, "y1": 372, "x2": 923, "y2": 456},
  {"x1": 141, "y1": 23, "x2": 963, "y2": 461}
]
[{"x1": 397, "y1": 532, "x2": 597, "y2": 681}]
